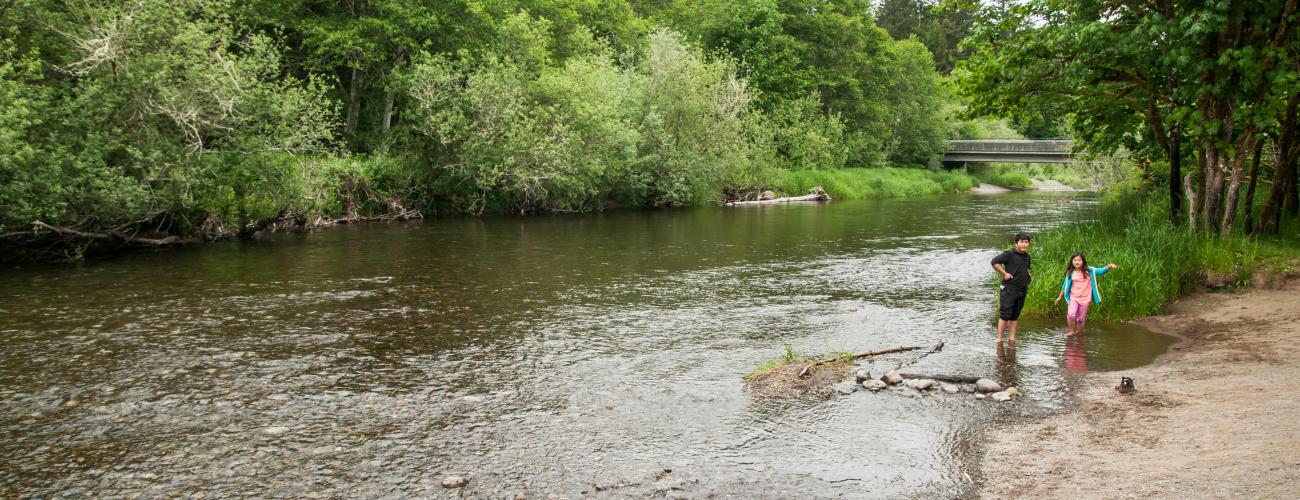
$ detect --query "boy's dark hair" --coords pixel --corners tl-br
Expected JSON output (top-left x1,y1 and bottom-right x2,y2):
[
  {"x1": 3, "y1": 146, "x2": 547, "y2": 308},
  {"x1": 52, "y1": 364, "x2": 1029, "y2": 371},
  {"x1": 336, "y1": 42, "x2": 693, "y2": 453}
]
[{"x1": 1012, "y1": 233, "x2": 1031, "y2": 243}]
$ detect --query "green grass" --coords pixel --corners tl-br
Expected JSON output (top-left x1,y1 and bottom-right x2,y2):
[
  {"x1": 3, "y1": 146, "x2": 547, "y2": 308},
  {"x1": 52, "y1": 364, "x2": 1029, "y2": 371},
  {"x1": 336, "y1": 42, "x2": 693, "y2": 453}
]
[
  {"x1": 970, "y1": 163, "x2": 1092, "y2": 188},
  {"x1": 770, "y1": 167, "x2": 979, "y2": 199},
  {"x1": 743, "y1": 346, "x2": 857, "y2": 381},
  {"x1": 1018, "y1": 189, "x2": 1300, "y2": 320}
]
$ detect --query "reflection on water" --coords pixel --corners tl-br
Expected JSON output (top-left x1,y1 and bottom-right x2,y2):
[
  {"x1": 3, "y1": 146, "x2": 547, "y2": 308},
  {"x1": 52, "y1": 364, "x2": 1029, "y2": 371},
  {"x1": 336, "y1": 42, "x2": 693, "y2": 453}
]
[
  {"x1": 1065, "y1": 336, "x2": 1088, "y2": 374},
  {"x1": 0, "y1": 193, "x2": 1177, "y2": 497}
]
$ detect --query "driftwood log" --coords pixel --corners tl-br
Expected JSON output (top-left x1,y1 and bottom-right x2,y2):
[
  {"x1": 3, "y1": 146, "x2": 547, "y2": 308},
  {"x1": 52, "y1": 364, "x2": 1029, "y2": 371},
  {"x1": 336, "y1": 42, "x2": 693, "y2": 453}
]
[
  {"x1": 726, "y1": 186, "x2": 830, "y2": 206},
  {"x1": 898, "y1": 373, "x2": 981, "y2": 384},
  {"x1": 31, "y1": 220, "x2": 194, "y2": 246}
]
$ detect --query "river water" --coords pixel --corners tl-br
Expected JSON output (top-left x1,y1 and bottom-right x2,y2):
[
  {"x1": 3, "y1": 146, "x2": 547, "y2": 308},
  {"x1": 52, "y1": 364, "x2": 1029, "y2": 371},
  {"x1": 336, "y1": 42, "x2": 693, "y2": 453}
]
[{"x1": 0, "y1": 193, "x2": 1176, "y2": 498}]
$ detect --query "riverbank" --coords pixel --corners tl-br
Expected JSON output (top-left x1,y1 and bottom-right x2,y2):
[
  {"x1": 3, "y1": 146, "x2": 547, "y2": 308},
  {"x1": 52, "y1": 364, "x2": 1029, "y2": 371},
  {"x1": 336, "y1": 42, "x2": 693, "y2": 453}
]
[
  {"x1": 769, "y1": 166, "x2": 978, "y2": 200},
  {"x1": 978, "y1": 282, "x2": 1300, "y2": 497}
]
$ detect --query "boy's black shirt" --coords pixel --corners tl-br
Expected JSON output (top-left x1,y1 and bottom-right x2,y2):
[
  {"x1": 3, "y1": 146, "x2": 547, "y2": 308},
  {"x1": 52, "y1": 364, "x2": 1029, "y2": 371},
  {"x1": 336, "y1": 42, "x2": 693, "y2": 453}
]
[{"x1": 992, "y1": 249, "x2": 1032, "y2": 290}]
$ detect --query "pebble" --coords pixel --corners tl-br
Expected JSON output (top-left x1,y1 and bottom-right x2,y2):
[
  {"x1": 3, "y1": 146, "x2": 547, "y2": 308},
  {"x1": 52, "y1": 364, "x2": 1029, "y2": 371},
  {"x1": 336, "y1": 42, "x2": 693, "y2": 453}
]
[
  {"x1": 1006, "y1": 387, "x2": 1021, "y2": 397},
  {"x1": 462, "y1": 396, "x2": 483, "y2": 403},
  {"x1": 941, "y1": 383, "x2": 959, "y2": 394},
  {"x1": 990, "y1": 391, "x2": 1012, "y2": 402},
  {"x1": 904, "y1": 379, "x2": 935, "y2": 391},
  {"x1": 854, "y1": 369, "x2": 872, "y2": 382},
  {"x1": 975, "y1": 393, "x2": 986, "y2": 400},
  {"x1": 442, "y1": 476, "x2": 468, "y2": 488},
  {"x1": 261, "y1": 426, "x2": 290, "y2": 436},
  {"x1": 881, "y1": 371, "x2": 904, "y2": 385},
  {"x1": 975, "y1": 379, "x2": 1002, "y2": 393},
  {"x1": 862, "y1": 380, "x2": 888, "y2": 391}
]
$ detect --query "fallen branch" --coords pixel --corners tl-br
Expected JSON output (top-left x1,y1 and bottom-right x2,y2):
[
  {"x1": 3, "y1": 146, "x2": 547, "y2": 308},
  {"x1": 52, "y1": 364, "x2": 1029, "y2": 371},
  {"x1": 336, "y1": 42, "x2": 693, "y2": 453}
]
[
  {"x1": 32, "y1": 220, "x2": 193, "y2": 246},
  {"x1": 892, "y1": 341, "x2": 946, "y2": 371},
  {"x1": 798, "y1": 344, "x2": 926, "y2": 378}
]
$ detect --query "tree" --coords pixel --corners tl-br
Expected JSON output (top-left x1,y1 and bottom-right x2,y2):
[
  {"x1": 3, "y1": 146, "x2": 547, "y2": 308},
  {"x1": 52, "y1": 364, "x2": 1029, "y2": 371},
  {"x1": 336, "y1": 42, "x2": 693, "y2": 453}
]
[
  {"x1": 960, "y1": 0, "x2": 1299, "y2": 235},
  {"x1": 874, "y1": 0, "x2": 976, "y2": 74}
]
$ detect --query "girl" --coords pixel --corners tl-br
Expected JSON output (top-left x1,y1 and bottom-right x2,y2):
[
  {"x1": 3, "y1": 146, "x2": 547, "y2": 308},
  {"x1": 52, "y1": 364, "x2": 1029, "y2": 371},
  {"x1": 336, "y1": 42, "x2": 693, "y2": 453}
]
[{"x1": 1053, "y1": 252, "x2": 1117, "y2": 336}]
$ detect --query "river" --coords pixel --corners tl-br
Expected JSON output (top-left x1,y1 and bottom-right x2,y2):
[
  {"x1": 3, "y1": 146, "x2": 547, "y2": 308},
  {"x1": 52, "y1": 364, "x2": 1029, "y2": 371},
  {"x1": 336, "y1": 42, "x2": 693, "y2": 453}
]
[{"x1": 0, "y1": 192, "x2": 1177, "y2": 497}]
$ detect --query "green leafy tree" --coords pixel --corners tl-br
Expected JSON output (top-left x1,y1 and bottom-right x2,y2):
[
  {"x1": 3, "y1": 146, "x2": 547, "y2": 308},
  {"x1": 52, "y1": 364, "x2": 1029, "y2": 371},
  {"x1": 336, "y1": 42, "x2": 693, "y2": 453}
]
[{"x1": 960, "y1": 0, "x2": 1299, "y2": 234}]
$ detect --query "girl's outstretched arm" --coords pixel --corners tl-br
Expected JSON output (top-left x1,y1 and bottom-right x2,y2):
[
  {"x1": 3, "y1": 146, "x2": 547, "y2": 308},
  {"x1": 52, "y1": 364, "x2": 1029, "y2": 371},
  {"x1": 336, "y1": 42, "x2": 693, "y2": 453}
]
[{"x1": 1054, "y1": 289, "x2": 1065, "y2": 305}]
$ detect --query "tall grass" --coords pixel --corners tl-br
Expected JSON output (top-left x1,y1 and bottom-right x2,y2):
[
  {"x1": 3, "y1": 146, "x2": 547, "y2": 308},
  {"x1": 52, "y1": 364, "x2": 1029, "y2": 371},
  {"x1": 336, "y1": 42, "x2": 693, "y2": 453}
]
[
  {"x1": 970, "y1": 163, "x2": 1091, "y2": 188},
  {"x1": 771, "y1": 167, "x2": 978, "y2": 199},
  {"x1": 1019, "y1": 189, "x2": 1299, "y2": 320}
]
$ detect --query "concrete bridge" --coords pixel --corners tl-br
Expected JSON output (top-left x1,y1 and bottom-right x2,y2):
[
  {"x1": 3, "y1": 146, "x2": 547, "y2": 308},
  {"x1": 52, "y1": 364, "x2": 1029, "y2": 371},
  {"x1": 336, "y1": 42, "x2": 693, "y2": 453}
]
[{"x1": 942, "y1": 139, "x2": 1073, "y2": 166}]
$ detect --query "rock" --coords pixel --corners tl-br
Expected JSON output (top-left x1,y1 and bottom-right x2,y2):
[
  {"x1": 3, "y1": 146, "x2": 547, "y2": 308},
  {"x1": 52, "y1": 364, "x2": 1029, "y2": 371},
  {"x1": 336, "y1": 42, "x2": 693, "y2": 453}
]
[
  {"x1": 261, "y1": 426, "x2": 290, "y2": 436},
  {"x1": 462, "y1": 396, "x2": 484, "y2": 403},
  {"x1": 833, "y1": 381, "x2": 858, "y2": 395},
  {"x1": 62, "y1": 400, "x2": 78, "y2": 409},
  {"x1": 905, "y1": 379, "x2": 935, "y2": 391},
  {"x1": 975, "y1": 379, "x2": 1002, "y2": 393},
  {"x1": 442, "y1": 476, "x2": 468, "y2": 488},
  {"x1": 961, "y1": 385, "x2": 976, "y2": 393},
  {"x1": 941, "y1": 383, "x2": 959, "y2": 394},
  {"x1": 881, "y1": 371, "x2": 904, "y2": 385},
  {"x1": 990, "y1": 391, "x2": 1012, "y2": 402},
  {"x1": 862, "y1": 380, "x2": 888, "y2": 391},
  {"x1": 975, "y1": 393, "x2": 987, "y2": 400},
  {"x1": 1202, "y1": 270, "x2": 1236, "y2": 289},
  {"x1": 854, "y1": 369, "x2": 872, "y2": 382},
  {"x1": 1006, "y1": 387, "x2": 1021, "y2": 397},
  {"x1": 760, "y1": 190, "x2": 776, "y2": 200}
]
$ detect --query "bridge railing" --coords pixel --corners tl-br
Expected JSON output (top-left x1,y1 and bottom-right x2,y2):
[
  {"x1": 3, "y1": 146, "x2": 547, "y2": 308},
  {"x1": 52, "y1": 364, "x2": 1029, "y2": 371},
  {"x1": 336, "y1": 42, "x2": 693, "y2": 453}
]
[{"x1": 946, "y1": 139, "x2": 1071, "y2": 153}]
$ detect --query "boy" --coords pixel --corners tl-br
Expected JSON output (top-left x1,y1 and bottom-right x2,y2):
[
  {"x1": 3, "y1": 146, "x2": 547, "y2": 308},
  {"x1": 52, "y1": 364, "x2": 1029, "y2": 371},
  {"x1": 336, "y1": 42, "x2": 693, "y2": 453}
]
[{"x1": 991, "y1": 233, "x2": 1032, "y2": 344}]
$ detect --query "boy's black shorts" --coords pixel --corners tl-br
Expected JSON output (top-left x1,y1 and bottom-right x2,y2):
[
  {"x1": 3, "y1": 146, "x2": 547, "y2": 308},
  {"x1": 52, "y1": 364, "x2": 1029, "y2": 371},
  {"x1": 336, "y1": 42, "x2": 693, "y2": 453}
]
[{"x1": 999, "y1": 286, "x2": 1027, "y2": 321}]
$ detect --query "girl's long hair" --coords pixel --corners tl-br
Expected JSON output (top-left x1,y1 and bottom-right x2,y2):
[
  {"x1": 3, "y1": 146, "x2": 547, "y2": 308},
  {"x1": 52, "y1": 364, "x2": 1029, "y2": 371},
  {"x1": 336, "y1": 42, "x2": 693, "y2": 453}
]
[{"x1": 1065, "y1": 252, "x2": 1088, "y2": 277}]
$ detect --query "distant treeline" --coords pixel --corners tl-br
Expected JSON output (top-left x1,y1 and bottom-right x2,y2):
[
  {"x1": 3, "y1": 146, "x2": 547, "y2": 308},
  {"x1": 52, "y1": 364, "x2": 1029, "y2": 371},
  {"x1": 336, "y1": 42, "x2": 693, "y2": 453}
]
[{"x1": 1, "y1": 0, "x2": 1000, "y2": 260}]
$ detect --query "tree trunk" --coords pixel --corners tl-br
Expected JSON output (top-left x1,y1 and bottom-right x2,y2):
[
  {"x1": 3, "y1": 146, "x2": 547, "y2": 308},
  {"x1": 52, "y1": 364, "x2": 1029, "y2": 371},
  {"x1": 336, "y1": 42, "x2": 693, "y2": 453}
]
[
  {"x1": 1191, "y1": 148, "x2": 1207, "y2": 232},
  {"x1": 1220, "y1": 130, "x2": 1257, "y2": 237},
  {"x1": 381, "y1": 89, "x2": 395, "y2": 136},
  {"x1": 1169, "y1": 123, "x2": 1182, "y2": 226},
  {"x1": 1261, "y1": 96, "x2": 1299, "y2": 233},
  {"x1": 1287, "y1": 156, "x2": 1299, "y2": 217},
  {"x1": 344, "y1": 65, "x2": 363, "y2": 143},
  {"x1": 1243, "y1": 140, "x2": 1264, "y2": 234},
  {"x1": 1201, "y1": 146, "x2": 1227, "y2": 234}
]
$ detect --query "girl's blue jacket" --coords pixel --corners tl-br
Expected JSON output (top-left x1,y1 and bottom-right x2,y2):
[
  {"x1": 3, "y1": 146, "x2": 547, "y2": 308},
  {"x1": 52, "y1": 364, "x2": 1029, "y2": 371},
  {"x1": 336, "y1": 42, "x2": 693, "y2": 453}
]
[{"x1": 1059, "y1": 265, "x2": 1112, "y2": 304}]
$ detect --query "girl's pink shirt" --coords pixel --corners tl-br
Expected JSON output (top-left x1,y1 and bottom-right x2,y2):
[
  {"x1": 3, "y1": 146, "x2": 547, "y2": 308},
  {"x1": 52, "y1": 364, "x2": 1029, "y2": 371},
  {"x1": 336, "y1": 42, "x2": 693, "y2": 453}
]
[{"x1": 1069, "y1": 269, "x2": 1092, "y2": 304}]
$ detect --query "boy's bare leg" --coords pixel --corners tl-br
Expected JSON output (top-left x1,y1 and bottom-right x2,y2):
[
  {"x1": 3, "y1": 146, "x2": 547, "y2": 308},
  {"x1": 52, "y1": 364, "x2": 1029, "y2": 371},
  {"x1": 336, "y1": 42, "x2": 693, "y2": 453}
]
[
  {"x1": 1008, "y1": 320, "x2": 1018, "y2": 343},
  {"x1": 997, "y1": 319, "x2": 1007, "y2": 343}
]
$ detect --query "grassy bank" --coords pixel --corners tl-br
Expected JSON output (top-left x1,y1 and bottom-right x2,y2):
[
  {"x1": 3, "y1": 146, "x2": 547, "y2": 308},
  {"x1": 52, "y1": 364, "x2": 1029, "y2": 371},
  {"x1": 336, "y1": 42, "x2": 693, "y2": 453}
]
[
  {"x1": 1018, "y1": 190, "x2": 1300, "y2": 320},
  {"x1": 968, "y1": 163, "x2": 1092, "y2": 188},
  {"x1": 770, "y1": 167, "x2": 978, "y2": 200}
]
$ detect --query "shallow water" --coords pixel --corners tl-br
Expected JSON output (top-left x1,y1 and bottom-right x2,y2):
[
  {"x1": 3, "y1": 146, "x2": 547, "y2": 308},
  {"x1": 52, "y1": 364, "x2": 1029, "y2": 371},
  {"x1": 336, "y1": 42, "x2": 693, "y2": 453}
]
[{"x1": 0, "y1": 193, "x2": 1176, "y2": 497}]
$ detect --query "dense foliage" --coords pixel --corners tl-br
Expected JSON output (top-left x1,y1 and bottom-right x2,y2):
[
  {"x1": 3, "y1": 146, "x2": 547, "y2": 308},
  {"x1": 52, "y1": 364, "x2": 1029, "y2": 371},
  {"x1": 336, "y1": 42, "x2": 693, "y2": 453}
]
[
  {"x1": 959, "y1": 0, "x2": 1300, "y2": 236},
  {"x1": 1, "y1": 0, "x2": 986, "y2": 259}
]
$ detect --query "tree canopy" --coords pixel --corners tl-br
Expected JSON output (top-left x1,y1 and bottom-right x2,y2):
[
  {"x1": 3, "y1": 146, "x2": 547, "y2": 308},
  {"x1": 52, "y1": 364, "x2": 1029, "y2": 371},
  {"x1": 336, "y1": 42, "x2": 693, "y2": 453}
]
[{"x1": 959, "y1": 0, "x2": 1300, "y2": 234}]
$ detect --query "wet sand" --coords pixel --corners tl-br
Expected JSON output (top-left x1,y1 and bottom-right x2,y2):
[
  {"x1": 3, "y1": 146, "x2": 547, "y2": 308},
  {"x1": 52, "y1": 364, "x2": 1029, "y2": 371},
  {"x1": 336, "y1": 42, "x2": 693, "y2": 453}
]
[{"x1": 979, "y1": 283, "x2": 1300, "y2": 498}]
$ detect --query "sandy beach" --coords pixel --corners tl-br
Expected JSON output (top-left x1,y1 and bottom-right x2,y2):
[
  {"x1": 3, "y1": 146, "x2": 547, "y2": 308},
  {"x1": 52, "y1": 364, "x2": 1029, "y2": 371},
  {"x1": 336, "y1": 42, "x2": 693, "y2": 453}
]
[{"x1": 979, "y1": 283, "x2": 1300, "y2": 498}]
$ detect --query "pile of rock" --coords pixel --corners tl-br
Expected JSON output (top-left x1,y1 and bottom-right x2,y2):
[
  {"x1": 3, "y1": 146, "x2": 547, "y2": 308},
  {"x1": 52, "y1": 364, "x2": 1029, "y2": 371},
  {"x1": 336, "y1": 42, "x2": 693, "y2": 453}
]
[{"x1": 848, "y1": 369, "x2": 1022, "y2": 402}]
